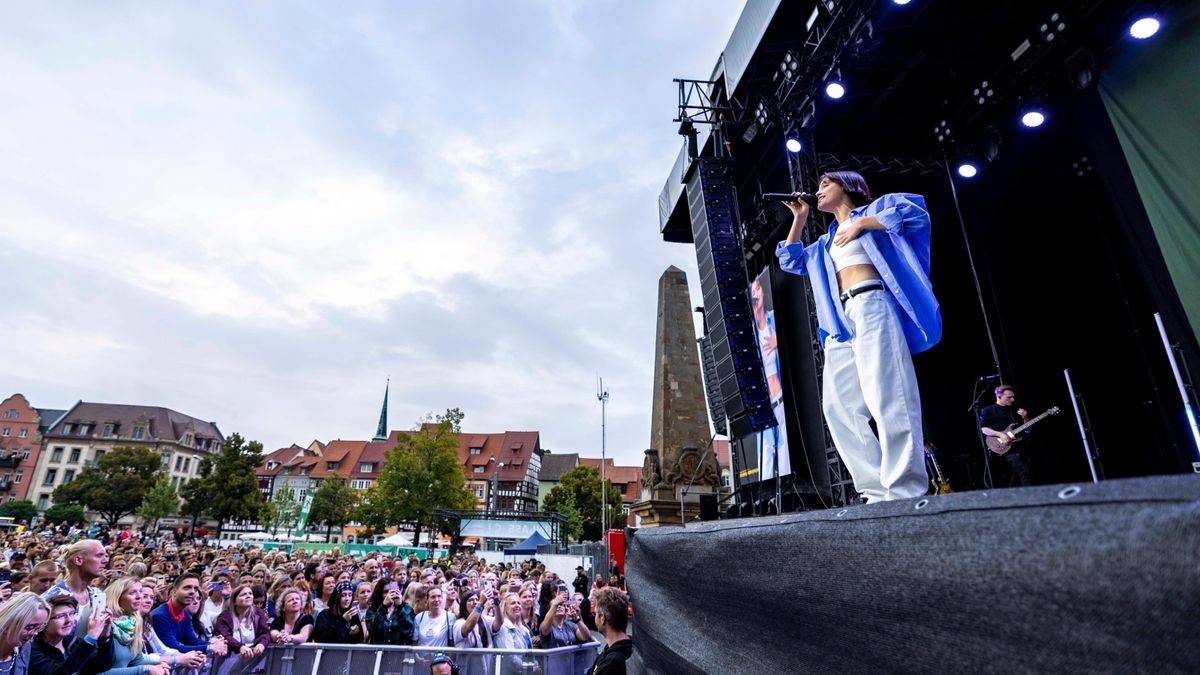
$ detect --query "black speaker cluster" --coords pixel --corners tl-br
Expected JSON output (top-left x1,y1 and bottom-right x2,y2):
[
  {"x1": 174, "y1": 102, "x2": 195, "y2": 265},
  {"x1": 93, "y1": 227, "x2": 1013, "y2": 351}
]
[{"x1": 686, "y1": 158, "x2": 775, "y2": 432}]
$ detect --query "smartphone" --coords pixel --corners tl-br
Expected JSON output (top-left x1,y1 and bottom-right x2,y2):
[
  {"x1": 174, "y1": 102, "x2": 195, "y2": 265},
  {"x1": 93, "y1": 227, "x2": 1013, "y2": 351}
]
[
  {"x1": 210, "y1": 582, "x2": 223, "y2": 592},
  {"x1": 0, "y1": 571, "x2": 10, "y2": 583}
]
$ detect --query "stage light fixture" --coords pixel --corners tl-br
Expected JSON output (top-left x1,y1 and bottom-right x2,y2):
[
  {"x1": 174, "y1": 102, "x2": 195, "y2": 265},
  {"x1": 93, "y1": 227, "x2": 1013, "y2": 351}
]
[
  {"x1": 957, "y1": 161, "x2": 979, "y2": 179},
  {"x1": 973, "y1": 80, "x2": 995, "y2": 106},
  {"x1": 826, "y1": 81, "x2": 846, "y2": 99},
  {"x1": 1129, "y1": 15, "x2": 1161, "y2": 39},
  {"x1": 1020, "y1": 100, "x2": 1047, "y2": 128},
  {"x1": 983, "y1": 126, "x2": 1003, "y2": 163},
  {"x1": 934, "y1": 119, "x2": 953, "y2": 144},
  {"x1": 893, "y1": 0, "x2": 913, "y2": 5},
  {"x1": 1066, "y1": 49, "x2": 1098, "y2": 90},
  {"x1": 785, "y1": 138, "x2": 803, "y2": 153},
  {"x1": 1039, "y1": 12, "x2": 1067, "y2": 42}
]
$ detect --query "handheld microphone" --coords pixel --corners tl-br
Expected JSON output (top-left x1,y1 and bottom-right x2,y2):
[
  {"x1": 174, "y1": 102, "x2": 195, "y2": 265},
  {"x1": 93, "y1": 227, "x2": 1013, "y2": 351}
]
[
  {"x1": 977, "y1": 373, "x2": 1001, "y2": 381},
  {"x1": 762, "y1": 192, "x2": 818, "y2": 207}
]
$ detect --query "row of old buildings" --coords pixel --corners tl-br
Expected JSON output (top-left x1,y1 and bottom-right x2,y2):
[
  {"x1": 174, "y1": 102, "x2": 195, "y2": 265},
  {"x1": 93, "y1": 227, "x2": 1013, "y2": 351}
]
[{"x1": 2, "y1": 391, "x2": 732, "y2": 534}]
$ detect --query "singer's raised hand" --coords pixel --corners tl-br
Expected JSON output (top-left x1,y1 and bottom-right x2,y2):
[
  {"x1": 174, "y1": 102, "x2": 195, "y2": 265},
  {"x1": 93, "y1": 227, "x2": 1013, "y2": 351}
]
[{"x1": 782, "y1": 192, "x2": 809, "y2": 221}]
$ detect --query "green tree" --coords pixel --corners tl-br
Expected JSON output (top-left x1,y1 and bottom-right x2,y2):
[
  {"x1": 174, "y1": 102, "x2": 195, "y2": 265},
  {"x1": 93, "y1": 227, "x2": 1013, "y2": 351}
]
[
  {"x1": 139, "y1": 477, "x2": 180, "y2": 532},
  {"x1": 0, "y1": 500, "x2": 38, "y2": 523},
  {"x1": 357, "y1": 409, "x2": 476, "y2": 546},
  {"x1": 43, "y1": 503, "x2": 86, "y2": 524},
  {"x1": 52, "y1": 446, "x2": 162, "y2": 529},
  {"x1": 543, "y1": 465, "x2": 626, "y2": 542},
  {"x1": 259, "y1": 487, "x2": 297, "y2": 536},
  {"x1": 308, "y1": 477, "x2": 358, "y2": 542},
  {"x1": 180, "y1": 469, "x2": 214, "y2": 536},
  {"x1": 555, "y1": 495, "x2": 585, "y2": 543},
  {"x1": 203, "y1": 433, "x2": 266, "y2": 537}
]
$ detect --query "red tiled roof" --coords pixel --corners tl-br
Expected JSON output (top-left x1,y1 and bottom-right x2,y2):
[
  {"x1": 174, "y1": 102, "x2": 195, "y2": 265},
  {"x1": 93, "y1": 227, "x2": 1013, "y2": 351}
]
[{"x1": 579, "y1": 458, "x2": 642, "y2": 504}]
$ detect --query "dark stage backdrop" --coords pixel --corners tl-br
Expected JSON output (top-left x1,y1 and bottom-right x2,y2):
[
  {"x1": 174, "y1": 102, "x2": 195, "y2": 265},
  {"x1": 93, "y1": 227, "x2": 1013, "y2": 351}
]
[
  {"x1": 626, "y1": 476, "x2": 1200, "y2": 674},
  {"x1": 1100, "y1": 0, "x2": 1200, "y2": 357}
]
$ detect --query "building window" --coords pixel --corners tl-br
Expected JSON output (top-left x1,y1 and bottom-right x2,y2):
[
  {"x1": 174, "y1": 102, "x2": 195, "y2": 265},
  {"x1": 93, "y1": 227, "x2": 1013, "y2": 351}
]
[
  {"x1": 102, "y1": 424, "x2": 114, "y2": 438},
  {"x1": 63, "y1": 423, "x2": 74, "y2": 435},
  {"x1": 3, "y1": 410, "x2": 16, "y2": 419},
  {"x1": 1, "y1": 472, "x2": 9, "y2": 483},
  {"x1": 359, "y1": 463, "x2": 374, "y2": 473},
  {"x1": 175, "y1": 456, "x2": 183, "y2": 471},
  {"x1": 37, "y1": 496, "x2": 48, "y2": 510},
  {"x1": 351, "y1": 479, "x2": 372, "y2": 490},
  {"x1": 69, "y1": 448, "x2": 81, "y2": 463},
  {"x1": 20, "y1": 450, "x2": 29, "y2": 461},
  {"x1": 1, "y1": 428, "x2": 8, "y2": 437},
  {"x1": 182, "y1": 433, "x2": 193, "y2": 446},
  {"x1": 17, "y1": 429, "x2": 27, "y2": 438},
  {"x1": 161, "y1": 453, "x2": 171, "y2": 468},
  {"x1": 63, "y1": 469, "x2": 75, "y2": 484},
  {"x1": 43, "y1": 469, "x2": 57, "y2": 486},
  {"x1": 183, "y1": 457, "x2": 191, "y2": 472},
  {"x1": 94, "y1": 450, "x2": 106, "y2": 463},
  {"x1": 14, "y1": 470, "x2": 23, "y2": 483},
  {"x1": 472, "y1": 466, "x2": 485, "y2": 474},
  {"x1": 469, "y1": 447, "x2": 482, "y2": 455},
  {"x1": 326, "y1": 462, "x2": 340, "y2": 471},
  {"x1": 78, "y1": 424, "x2": 90, "y2": 436},
  {"x1": 131, "y1": 426, "x2": 145, "y2": 440},
  {"x1": 50, "y1": 448, "x2": 63, "y2": 462}
]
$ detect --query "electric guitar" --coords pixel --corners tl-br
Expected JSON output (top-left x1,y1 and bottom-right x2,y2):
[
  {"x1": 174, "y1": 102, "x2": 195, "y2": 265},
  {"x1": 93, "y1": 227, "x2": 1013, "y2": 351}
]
[
  {"x1": 985, "y1": 406, "x2": 1061, "y2": 455},
  {"x1": 924, "y1": 442, "x2": 952, "y2": 494}
]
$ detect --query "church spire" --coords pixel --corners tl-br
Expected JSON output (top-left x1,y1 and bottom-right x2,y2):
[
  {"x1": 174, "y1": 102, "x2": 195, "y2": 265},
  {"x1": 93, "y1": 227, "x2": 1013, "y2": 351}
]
[{"x1": 373, "y1": 379, "x2": 389, "y2": 441}]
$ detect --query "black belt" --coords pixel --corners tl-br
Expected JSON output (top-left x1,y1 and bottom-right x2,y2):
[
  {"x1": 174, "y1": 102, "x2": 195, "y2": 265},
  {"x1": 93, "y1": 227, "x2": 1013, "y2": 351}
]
[{"x1": 840, "y1": 281, "x2": 885, "y2": 303}]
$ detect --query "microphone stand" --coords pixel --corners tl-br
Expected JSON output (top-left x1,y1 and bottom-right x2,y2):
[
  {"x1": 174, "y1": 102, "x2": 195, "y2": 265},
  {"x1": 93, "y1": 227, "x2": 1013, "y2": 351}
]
[{"x1": 969, "y1": 375, "x2": 997, "y2": 489}]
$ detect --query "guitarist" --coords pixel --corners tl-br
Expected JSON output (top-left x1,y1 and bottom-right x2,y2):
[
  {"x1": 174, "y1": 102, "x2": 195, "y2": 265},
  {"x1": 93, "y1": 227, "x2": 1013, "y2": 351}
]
[{"x1": 979, "y1": 385, "x2": 1033, "y2": 486}]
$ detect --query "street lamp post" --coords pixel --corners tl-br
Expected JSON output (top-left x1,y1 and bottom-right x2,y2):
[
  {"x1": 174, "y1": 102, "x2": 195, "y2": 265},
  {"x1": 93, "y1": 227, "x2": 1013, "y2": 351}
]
[
  {"x1": 597, "y1": 377, "x2": 609, "y2": 580},
  {"x1": 489, "y1": 460, "x2": 505, "y2": 516}
]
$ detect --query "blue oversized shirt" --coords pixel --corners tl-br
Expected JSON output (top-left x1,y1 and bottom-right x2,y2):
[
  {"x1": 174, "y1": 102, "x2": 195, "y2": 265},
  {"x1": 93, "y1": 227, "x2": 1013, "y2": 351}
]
[{"x1": 775, "y1": 193, "x2": 941, "y2": 353}]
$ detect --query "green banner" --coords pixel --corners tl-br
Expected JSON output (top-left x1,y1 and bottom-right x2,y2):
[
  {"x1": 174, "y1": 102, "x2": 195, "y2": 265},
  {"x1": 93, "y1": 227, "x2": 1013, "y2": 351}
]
[{"x1": 293, "y1": 492, "x2": 314, "y2": 538}]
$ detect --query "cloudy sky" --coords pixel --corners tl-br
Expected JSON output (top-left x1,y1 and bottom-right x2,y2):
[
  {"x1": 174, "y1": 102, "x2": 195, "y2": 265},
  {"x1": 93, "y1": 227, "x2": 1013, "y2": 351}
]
[{"x1": 0, "y1": 2, "x2": 744, "y2": 468}]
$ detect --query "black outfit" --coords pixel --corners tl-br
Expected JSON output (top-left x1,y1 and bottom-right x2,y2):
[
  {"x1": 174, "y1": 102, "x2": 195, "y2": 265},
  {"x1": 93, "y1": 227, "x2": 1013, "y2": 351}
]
[
  {"x1": 979, "y1": 403, "x2": 1033, "y2": 486},
  {"x1": 364, "y1": 604, "x2": 413, "y2": 646},
  {"x1": 588, "y1": 638, "x2": 632, "y2": 675},
  {"x1": 269, "y1": 613, "x2": 314, "y2": 638},
  {"x1": 572, "y1": 573, "x2": 589, "y2": 595},
  {"x1": 312, "y1": 608, "x2": 363, "y2": 644},
  {"x1": 29, "y1": 633, "x2": 113, "y2": 675}
]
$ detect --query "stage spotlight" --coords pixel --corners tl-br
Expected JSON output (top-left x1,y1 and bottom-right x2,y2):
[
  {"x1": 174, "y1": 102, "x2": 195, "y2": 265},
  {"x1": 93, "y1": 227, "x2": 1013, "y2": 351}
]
[
  {"x1": 1129, "y1": 15, "x2": 1161, "y2": 39},
  {"x1": 1020, "y1": 106, "x2": 1046, "y2": 128},
  {"x1": 785, "y1": 138, "x2": 803, "y2": 153},
  {"x1": 893, "y1": 0, "x2": 913, "y2": 5},
  {"x1": 826, "y1": 81, "x2": 846, "y2": 99},
  {"x1": 957, "y1": 162, "x2": 979, "y2": 179}
]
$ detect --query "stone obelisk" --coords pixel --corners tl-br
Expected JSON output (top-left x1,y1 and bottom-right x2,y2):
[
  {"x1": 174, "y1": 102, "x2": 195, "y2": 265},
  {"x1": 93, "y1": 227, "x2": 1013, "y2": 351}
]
[{"x1": 630, "y1": 266, "x2": 723, "y2": 527}]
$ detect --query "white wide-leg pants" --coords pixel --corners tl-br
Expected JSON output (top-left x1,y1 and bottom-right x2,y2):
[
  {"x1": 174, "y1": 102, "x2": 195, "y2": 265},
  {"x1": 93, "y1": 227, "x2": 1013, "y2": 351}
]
[{"x1": 822, "y1": 288, "x2": 928, "y2": 502}]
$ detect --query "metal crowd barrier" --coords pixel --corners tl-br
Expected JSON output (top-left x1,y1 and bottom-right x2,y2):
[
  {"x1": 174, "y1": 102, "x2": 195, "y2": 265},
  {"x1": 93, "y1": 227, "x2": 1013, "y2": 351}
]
[{"x1": 221, "y1": 641, "x2": 603, "y2": 675}]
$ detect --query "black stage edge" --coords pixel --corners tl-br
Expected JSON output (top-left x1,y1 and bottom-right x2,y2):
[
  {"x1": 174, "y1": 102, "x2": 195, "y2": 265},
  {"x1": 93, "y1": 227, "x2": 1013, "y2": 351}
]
[{"x1": 626, "y1": 475, "x2": 1200, "y2": 674}]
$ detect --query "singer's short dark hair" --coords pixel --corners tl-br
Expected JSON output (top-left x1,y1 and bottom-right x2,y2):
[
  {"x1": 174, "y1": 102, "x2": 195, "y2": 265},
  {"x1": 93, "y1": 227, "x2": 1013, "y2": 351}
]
[
  {"x1": 819, "y1": 171, "x2": 872, "y2": 207},
  {"x1": 995, "y1": 385, "x2": 1014, "y2": 398}
]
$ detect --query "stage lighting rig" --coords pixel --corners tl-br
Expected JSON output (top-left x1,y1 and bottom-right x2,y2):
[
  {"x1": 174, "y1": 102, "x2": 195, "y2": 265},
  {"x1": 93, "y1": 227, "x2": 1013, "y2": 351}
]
[
  {"x1": 1019, "y1": 99, "x2": 1047, "y2": 128},
  {"x1": 973, "y1": 80, "x2": 995, "y2": 106}
]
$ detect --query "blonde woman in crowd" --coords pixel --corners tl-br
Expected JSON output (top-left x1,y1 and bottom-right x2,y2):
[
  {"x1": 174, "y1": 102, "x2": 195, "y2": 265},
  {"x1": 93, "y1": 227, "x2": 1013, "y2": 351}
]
[
  {"x1": 97, "y1": 577, "x2": 167, "y2": 675},
  {"x1": 0, "y1": 592, "x2": 51, "y2": 675}
]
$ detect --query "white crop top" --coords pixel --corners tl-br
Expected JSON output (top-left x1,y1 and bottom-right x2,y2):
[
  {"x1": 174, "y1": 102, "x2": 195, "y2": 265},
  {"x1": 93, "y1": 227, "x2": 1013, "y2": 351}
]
[{"x1": 830, "y1": 221, "x2": 873, "y2": 271}]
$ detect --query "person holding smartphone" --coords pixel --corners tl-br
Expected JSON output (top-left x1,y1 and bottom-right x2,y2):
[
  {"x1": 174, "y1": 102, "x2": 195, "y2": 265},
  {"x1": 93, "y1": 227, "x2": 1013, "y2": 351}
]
[
  {"x1": 312, "y1": 582, "x2": 362, "y2": 644},
  {"x1": 540, "y1": 586, "x2": 591, "y2": 649},
  {"x1": 365, "y1": 580, "x2": 411, "y2": 646}
]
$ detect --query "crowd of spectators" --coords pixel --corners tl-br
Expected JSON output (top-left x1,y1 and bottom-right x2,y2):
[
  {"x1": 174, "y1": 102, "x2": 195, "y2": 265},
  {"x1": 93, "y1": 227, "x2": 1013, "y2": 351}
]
[{"x1": 0, "y1": 522, "x2": 632, "y2": 675}]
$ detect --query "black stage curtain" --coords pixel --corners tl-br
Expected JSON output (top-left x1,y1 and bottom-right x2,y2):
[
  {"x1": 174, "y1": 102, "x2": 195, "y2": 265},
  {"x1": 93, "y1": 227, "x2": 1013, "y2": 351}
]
[{"x1": 626, "y1": 476, "x2": 1200, "y2": 674}]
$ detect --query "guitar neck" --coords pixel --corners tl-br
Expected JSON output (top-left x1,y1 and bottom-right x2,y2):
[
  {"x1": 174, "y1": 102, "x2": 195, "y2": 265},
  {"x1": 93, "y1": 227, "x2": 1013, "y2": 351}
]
[{"x1": 1011, "y1": 408, "x2": 1058, "y2": 435}]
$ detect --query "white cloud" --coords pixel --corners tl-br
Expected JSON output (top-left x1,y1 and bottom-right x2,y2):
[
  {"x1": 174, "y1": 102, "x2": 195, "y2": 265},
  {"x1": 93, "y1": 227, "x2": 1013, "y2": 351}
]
[{"x1": 0, "y1": 1, "x2": 744, "y2": 466}]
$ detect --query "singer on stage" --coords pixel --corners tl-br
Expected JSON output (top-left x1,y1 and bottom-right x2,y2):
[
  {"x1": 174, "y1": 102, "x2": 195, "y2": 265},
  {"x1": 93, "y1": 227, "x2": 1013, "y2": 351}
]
[{"x1": 775, "y1": 172, "x2": 941, "y2": 502}]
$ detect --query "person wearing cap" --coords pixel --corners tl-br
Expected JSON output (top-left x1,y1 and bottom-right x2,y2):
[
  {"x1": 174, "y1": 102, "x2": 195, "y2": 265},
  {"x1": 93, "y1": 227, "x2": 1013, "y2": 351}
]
[
  {"x1": 573, "y1": 567, "x2": 589, "y2": 596},
  {"x1": 312, "y1": 582, "x2": 364, "y2": 644}
]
